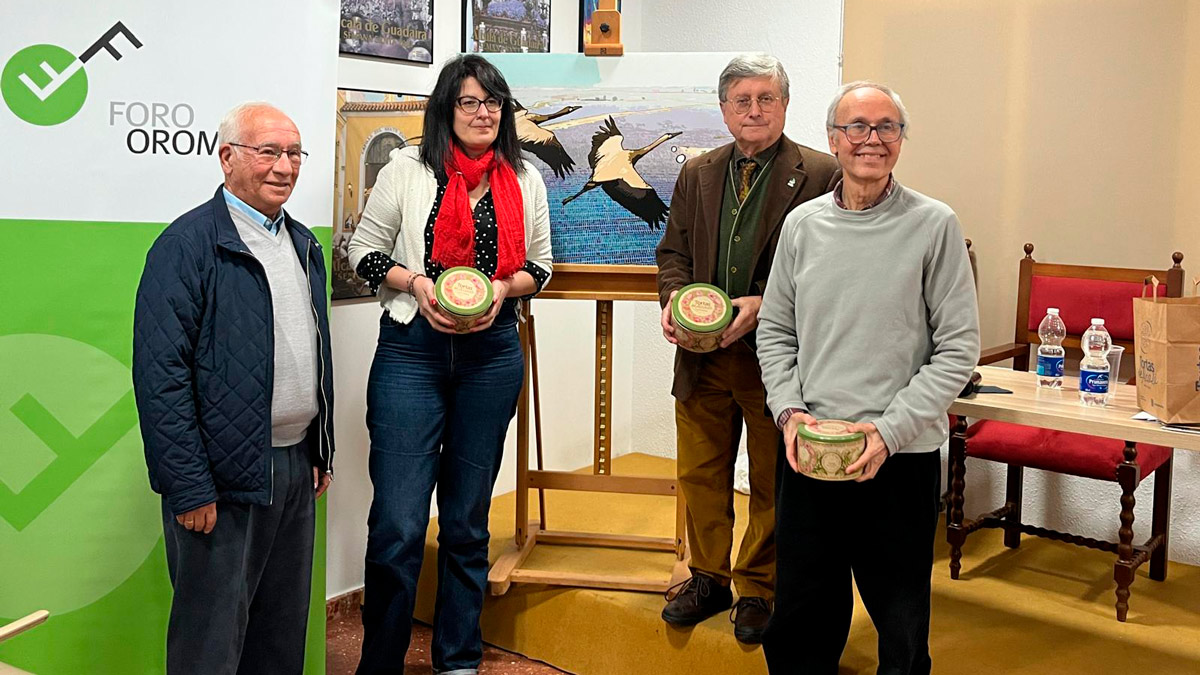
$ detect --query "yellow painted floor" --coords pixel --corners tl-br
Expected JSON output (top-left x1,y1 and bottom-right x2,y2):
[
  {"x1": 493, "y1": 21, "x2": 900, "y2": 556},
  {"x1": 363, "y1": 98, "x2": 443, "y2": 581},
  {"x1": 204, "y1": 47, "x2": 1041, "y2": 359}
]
[{"x1": 410, "y1": 453, "x2": 1200, "y2": 674}]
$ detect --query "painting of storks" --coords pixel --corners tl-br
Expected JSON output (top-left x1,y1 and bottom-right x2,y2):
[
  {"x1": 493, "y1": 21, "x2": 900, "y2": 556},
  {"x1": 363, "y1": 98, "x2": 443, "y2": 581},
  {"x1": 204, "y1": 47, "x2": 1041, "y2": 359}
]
[
  {"x1": 561, "y1": 116, "x2": 681, "y2": 229},
  {"x1": 514, "y1": 101, "x2": 581, "y2": 180}
]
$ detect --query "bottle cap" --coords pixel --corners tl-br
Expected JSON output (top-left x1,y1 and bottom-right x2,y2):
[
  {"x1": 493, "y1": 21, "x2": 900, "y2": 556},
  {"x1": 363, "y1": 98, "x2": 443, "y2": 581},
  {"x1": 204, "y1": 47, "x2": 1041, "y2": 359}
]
[
  {"x1": 1047, "y1": 308, "x2": 1060, "y2": 315},
  {"x1": 1091, "y1": 318, "x2": 1104, "y2": 325}
]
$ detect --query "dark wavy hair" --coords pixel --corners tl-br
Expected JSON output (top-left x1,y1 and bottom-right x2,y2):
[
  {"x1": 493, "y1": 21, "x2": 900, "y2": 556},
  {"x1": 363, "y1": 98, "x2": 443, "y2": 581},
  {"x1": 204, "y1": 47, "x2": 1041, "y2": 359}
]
[{"x1": 419, "y1": 54, "x2": 524, "y2": 178}]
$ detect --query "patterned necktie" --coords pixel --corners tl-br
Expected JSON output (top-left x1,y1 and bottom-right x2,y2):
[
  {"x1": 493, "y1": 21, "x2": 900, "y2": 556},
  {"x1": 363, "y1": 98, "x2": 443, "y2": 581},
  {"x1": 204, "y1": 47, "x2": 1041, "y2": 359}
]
[{"x1": 737, "y1": 158, "x2": 758, "y2": 203}]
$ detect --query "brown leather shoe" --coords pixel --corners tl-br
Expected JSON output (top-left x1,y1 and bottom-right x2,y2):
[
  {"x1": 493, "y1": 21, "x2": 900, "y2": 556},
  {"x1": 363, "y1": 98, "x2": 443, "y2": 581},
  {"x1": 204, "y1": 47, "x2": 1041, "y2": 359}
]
[
  {"x1": 661, "y1": 572, "x2": 733, "y2": 627},
  {"x1": 730, "y1": 596, "x2": 772, "y2": 644}
]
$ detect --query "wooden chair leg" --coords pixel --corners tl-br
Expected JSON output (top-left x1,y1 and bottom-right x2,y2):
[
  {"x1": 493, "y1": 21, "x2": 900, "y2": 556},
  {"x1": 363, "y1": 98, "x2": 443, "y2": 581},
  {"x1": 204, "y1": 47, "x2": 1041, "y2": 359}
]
[
  {"x1": 1114, "y1": 442, "x2": 1141, "y2": 622},
  {"x1": 1004, "y1": 464, "x2": 1023, "y2": 549},
  {"x1": 1150, "y1": 453, "x2": 1174, "y2": 582},
  {"x1": 939, "y1": 416, "x2": 956, "y2": 514},
  {"x1": 947, "y1": 416, "x2": 969, "y2": 580}
]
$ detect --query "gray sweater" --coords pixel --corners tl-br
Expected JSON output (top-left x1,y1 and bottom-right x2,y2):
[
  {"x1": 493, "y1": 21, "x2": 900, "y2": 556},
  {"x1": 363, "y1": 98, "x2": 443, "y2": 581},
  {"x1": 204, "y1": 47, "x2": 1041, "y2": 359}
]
[
  {"x1": 229, "y1": 207, "x2": 319, "y2": 448},
  {"x1": 756, "y1": 181, "x2": 980, "y2": 454}
]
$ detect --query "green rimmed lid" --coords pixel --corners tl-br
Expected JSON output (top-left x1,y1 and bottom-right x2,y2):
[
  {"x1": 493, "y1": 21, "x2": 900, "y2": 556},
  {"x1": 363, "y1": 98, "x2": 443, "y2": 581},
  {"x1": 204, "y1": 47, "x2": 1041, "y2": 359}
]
[
  {"x1": 798, "y1": 419, "x2": 865, "y2": 444},
  {"x1": 672, "y1": 283, "x2": 732, "y2": 333},
  {"x1": 435, "y1": 267, "x2": 493, "y2": 316}
]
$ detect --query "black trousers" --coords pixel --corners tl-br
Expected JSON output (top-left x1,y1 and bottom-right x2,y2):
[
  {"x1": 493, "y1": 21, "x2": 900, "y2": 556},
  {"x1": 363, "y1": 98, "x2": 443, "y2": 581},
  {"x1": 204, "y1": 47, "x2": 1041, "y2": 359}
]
[
  {"x1": 763, "y1": 446, "x2": 941, "y2": 675},
  {"x1": 161, "y1": 441, "x2": 315, "y2": 675}
]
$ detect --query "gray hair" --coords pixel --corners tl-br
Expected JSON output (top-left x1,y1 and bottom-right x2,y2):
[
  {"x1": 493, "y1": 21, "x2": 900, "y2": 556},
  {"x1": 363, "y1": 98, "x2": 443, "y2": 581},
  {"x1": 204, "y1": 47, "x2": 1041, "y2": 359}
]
[
  {"x1": 825, "y1": 81, "x2": 910, "y2": 138},
  {"x1": 218, "y1": 101, "x2": 281, "y2": 145},
  {"x1": 718, "y1": 53, "x2": 790, "y2": 102}
]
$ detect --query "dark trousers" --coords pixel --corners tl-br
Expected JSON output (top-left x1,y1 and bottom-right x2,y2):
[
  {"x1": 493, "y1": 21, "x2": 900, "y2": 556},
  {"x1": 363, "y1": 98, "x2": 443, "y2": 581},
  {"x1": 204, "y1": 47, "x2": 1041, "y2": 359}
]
[
  {"x1": 763, "y1": 447, "x2": 941, "y2": 675},
  {"x1": 162, "y1": 440, "x2": 315, "y2": 675},
  {"x1": 674, "y1": 342, "x2": 779, "y2": 598},
  {"x1": 357, "y1": 307, "x2": 524, "y2": 675}
]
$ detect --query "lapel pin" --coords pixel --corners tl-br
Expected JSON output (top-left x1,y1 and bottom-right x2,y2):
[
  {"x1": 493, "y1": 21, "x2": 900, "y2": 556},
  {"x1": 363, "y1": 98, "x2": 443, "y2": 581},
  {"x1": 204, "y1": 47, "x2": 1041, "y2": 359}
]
[{"x1": 787, "y1": 177, "x2": 796, "y2": 188}]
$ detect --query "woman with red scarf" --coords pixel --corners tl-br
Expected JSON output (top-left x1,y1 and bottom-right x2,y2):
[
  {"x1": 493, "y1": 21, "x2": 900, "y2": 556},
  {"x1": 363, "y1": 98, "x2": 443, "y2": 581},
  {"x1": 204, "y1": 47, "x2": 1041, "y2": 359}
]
[{"x1": 347, "y1": 54, "x2": 552, "y2": 675}]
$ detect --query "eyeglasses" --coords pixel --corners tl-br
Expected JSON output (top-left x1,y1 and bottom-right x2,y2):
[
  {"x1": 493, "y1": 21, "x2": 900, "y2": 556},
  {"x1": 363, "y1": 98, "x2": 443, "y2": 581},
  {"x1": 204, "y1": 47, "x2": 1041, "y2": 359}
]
[
  {"x1": 456, "y1": 96, "x2": 503, "y2": 114},
  {"x1": 829, "y1": 122, "x2": 905, "y2": 144},
  {"x1": 726, "y1": 94, "x2": 781, "y2": 115},
  {"x1": 229, "y1": 143, "x2": 308, "y2": 166}
]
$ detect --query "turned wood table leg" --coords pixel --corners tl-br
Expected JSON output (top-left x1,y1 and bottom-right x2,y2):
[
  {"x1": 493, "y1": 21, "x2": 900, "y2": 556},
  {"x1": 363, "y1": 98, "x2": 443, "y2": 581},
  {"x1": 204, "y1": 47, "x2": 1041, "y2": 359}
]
[
  {"x1": 947, "y1": 415, "x2": 969, "y2": 580},
  {"x1": 1114, "y1": 441, "x2": 1140, "y2": 622}
]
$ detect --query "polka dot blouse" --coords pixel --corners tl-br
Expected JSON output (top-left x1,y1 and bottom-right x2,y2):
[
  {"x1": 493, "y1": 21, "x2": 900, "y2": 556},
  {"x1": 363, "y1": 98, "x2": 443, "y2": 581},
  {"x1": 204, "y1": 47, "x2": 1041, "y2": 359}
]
[{"x1": 355, "y1": 177, "x2": 549, "y2": 297}]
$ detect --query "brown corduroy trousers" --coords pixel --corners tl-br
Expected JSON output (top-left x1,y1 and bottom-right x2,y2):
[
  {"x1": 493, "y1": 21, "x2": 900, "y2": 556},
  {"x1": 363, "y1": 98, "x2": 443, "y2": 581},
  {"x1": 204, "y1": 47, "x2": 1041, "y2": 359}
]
[{"x1": 674, "y1": 342, "x2": 779, "y2": 599}]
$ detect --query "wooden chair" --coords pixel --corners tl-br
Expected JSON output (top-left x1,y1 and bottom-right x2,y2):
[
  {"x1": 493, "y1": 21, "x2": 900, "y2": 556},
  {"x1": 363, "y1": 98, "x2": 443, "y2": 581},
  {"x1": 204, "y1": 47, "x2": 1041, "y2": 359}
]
[
  {"x1": 0, "y1": 610, "x2": 49, "y2": 675},
  {"x1": 946, "y1": 243, "x2": 1184, "y2": 621},
  {"x1": 966, "y1": 238, "x2": 977, "y2": 289}
]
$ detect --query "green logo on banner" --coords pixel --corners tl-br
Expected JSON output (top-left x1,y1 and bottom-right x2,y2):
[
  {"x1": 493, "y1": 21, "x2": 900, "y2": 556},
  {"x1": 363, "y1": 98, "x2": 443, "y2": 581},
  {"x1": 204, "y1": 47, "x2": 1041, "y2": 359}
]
[
  {"x1": 1, "y1": 22, "x2": 142, "y2": 127},
  {"x1": 0, "y1": 44, "x2": 89, "y2": 126},
  {"x1": 0, "y1": 334, "x2": 160, "y2": 615}
]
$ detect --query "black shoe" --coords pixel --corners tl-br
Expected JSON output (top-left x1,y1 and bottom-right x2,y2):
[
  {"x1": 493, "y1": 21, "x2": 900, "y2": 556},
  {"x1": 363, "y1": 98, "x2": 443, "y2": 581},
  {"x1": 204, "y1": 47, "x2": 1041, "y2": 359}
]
[
  {"x1": 661, "y1": 573, "x2": 733, "y2": 627},
  {"x1": 730, "y1": 596, "x2": 772, "y2": 644}
]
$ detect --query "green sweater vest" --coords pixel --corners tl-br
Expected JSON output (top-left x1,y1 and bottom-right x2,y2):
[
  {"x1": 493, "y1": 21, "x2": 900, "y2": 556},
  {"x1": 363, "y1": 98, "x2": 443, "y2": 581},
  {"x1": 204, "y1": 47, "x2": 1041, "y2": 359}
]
[{"x1": 715, "y1": 154, "x2": 776, "y2": 297}]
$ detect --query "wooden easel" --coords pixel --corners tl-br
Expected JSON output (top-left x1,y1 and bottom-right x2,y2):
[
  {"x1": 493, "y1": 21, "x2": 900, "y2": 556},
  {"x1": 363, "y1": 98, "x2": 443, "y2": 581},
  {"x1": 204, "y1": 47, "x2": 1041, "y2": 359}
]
[
  {"x1": 488, "y1": 264, "x2": 689, "y2": 594},
  {"x1": 583, "y1": 0, "x2": 624, "y2": 57}
]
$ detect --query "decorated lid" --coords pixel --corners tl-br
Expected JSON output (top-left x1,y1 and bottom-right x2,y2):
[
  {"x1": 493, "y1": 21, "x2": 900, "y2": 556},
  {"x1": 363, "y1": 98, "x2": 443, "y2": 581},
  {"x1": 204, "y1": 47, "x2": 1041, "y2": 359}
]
[
  {"x1": 797, "y1": 419, "x2": 865, "y2": 444},
  {"x1": 672, "y1": 283, "x2": 732, "y2": 334},
  {"x1": 435, "y1": 267, "x2": 493, "y2": 316}
]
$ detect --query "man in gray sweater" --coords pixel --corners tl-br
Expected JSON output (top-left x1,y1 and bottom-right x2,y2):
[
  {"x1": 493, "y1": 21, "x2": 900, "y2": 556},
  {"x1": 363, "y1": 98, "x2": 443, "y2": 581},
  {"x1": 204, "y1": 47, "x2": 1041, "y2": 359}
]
[{"x1": 756, "y1": 82, "x2": 979, "y2": 674}]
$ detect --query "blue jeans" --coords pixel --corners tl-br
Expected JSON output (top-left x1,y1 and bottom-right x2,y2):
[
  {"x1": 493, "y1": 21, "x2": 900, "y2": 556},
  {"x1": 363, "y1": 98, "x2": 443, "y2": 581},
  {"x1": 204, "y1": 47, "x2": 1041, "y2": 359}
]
[{"x1": 357, "y1": 304, "x2": 524, "y2": 675}]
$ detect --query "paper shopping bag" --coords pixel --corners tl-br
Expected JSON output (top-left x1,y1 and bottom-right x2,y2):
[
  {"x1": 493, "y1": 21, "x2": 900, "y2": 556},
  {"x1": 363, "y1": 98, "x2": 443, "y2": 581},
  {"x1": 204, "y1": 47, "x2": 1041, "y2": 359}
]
[{"x1": 1134, "y1": 279, "x2": 1200, "y2": 424}]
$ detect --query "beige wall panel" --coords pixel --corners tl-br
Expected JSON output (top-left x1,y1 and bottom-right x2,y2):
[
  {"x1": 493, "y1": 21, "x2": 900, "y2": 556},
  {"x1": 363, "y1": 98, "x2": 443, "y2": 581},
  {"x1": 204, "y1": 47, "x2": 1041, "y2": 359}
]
[{"x1": 844, "y1": 0, "x2": 1193, "y2": 348}]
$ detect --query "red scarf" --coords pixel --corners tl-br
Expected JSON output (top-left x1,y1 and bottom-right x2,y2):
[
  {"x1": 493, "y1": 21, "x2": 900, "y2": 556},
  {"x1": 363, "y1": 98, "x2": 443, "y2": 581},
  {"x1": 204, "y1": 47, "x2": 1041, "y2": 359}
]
[{"x1": 430, "y1": 145, "x2": 525, "y2": 280}]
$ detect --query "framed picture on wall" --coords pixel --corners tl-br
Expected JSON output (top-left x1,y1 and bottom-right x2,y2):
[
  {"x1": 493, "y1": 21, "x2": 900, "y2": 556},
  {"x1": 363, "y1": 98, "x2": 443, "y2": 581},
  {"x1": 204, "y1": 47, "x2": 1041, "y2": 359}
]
[
  {"x1": 339, "y1": 0, "x2": 434, "y2": 64},
  {"x1": 332, "y1": 88, "x2": 430, "y2": 301},
  {"x1": 463, "y1": 0, "x2": 551, "y2": 53},
  {"x1": 579, "y1": 0, "x2": 620, "y2": 52}
]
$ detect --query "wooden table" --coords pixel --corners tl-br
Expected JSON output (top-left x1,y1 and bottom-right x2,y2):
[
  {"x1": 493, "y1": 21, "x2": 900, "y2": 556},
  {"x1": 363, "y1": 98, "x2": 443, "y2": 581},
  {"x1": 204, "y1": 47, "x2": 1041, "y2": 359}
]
[
  {"x1": 948, "y1": 366, "x2": 1200, "y2": 451},
  {"x1": 945, "y1": 366, "x2": 1198, "y2": 621}
]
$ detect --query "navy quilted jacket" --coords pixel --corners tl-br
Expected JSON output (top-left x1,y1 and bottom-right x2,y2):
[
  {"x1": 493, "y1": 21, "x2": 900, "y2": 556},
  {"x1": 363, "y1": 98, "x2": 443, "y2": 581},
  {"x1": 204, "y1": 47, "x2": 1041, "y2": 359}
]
[{"x1": 133, "y1": 187, "x2": 335, "y2": 516}]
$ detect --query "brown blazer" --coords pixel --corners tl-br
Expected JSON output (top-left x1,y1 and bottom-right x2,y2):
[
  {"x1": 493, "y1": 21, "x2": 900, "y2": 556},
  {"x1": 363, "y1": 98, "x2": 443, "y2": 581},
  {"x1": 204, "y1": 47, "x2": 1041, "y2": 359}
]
[{"x1": 656, "y1": 135, "x2": 840, "y2": 401}]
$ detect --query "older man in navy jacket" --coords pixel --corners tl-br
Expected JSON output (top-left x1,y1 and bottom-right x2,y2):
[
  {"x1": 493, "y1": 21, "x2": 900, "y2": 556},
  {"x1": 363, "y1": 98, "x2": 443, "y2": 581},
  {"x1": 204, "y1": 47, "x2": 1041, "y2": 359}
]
[{"x1": 133, "y1": 102, "x2": 335, "y2": 675}]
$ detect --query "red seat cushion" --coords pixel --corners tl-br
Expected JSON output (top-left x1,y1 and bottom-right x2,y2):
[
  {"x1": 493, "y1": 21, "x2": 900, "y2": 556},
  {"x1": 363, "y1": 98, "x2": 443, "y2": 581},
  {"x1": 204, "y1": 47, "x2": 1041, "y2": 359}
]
[
  {"x1": 965, "y1": 420, "x2": 1173, "y2": 481},
  {"x1": 1026, "y1": 276, "x2": 1172, "y2": 342}
]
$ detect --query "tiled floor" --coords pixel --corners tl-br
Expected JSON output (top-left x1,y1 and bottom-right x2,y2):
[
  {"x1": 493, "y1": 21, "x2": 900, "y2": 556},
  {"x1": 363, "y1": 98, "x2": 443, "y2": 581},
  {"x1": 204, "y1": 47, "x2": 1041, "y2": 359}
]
[{"x1": 326, "y1": 612, "x2": 567, "y2": 674}]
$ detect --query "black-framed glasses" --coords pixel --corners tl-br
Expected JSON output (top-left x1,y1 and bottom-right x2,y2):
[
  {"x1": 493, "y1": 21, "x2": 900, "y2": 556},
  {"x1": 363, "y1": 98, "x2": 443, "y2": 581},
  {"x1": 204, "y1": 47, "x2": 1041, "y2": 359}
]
[
  {"x1": 725, "y1": 94, "x2": 781, "y2": 115},
  {"x1": 229, "y1": 143, "x2": 308, "y2": 166},
  {"x1": 830, "y1": 121, "x2": 905, "y2": 143},
  {"x1": 456, "y1": 96, "x2": 503, "y2": 114}
]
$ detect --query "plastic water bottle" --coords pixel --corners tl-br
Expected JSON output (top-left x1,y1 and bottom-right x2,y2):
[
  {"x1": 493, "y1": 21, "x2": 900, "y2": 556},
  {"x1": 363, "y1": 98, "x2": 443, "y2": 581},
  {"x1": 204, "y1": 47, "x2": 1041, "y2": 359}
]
[
  {"x1": 1036, "y1": 308, "x2": 1066, "y2": 388},
  {"x1": 1079, "y1": 318, "x2": 1111, "y2": 406}
]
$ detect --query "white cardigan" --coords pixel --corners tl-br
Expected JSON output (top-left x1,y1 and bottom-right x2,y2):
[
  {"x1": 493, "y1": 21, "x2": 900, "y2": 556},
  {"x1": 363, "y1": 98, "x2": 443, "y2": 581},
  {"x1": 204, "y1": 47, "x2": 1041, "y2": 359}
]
[{"x1": 347, "y1": 145, "x2": 553, "y2": 324}]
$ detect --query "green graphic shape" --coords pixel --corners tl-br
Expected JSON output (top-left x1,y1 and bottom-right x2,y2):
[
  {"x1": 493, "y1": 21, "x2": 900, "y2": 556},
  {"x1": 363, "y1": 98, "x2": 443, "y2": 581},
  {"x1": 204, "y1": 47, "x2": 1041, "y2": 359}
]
[
  {"x1": 0, "y1": 334, "x2": 160, "y2": 615},
  {"x1": 1, "y1": 43, "x2": 89, "y2": 126},
  {"x1": 0, "y1": 219, "x2": 331, "y2": 672},
  {"x1": 2, "y1": 390, "x2": 135, "y2": 530}
]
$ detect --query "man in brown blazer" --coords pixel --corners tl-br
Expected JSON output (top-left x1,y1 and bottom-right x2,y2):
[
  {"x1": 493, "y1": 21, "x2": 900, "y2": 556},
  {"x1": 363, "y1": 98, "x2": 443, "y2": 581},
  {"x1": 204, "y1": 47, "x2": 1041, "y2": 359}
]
[{"x1": 656, "y1": 53, "x2": 839, "y2": 645}]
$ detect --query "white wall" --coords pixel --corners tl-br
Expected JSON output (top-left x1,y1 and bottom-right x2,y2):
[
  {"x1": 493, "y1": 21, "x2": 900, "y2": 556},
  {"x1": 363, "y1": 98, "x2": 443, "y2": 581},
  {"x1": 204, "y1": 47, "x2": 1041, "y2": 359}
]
[{"x1": 327, "y1": 0, "x2": 642, "y2": 600}]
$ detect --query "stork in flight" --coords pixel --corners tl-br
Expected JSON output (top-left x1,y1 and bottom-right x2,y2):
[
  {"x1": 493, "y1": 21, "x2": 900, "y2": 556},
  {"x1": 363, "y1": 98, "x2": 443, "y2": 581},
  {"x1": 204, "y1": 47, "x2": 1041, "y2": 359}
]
[
  {"x1": 562, "y1": 116, "x2": 681, "y2": 229},
  {"x1": 514, "y1": 101, "x2": 581, "y2": 180}
]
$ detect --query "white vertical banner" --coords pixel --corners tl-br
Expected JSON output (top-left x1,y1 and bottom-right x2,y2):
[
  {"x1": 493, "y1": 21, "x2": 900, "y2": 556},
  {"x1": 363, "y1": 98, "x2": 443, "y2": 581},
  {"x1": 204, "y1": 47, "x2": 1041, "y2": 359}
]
[
  {"x1": 1, "y1": 1, "x2": 338, "y2": 225},
  {"x1": 0, "y1": 2, "x2": 338, "y2": 672}
]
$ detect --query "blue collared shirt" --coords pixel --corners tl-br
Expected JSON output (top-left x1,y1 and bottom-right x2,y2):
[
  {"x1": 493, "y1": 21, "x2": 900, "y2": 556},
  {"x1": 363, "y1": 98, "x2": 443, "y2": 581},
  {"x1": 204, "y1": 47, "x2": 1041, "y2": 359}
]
[{"x1": 223, "y1": 187, "x2": 285, "y2": 235}]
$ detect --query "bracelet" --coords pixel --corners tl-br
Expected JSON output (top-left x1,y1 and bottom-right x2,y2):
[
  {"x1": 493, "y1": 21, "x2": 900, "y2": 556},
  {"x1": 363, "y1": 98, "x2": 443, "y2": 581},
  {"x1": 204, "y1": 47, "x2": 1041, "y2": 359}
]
[
  {"x1": 406, "y1": 273, "x2": 425, "y2": 296},
  {"x1": 777, "y1": 407, "x2": 809, "y2": 430}
]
